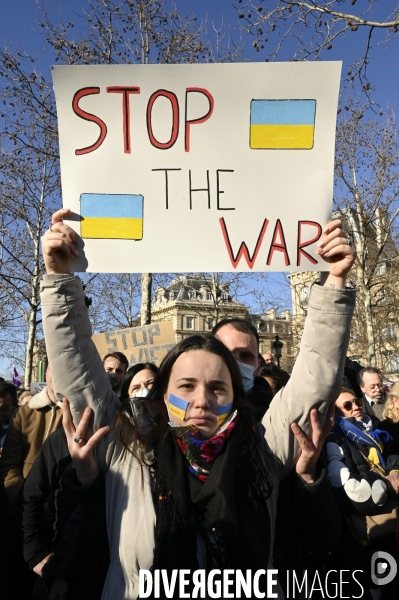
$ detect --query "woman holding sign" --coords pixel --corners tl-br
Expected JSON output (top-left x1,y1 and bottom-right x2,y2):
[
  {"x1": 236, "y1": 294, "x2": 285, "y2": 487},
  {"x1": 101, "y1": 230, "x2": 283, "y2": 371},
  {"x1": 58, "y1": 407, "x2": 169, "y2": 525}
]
[{"x1": 40, "y1": 208, "x2": 356, "y2": 599}]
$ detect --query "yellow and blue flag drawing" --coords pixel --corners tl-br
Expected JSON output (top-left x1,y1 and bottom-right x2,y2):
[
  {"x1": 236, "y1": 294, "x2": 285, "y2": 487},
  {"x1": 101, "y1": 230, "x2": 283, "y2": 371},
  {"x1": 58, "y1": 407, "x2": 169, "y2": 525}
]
[
  {"x1": 168, "y1": 394, "x2": 189, "y2": 421},
  {"x1": 250, "y1": 99, "x2": 316, "y2": 150},
  {"x1": 80, "y1": 193, "x2": 143, "y2": 239}
]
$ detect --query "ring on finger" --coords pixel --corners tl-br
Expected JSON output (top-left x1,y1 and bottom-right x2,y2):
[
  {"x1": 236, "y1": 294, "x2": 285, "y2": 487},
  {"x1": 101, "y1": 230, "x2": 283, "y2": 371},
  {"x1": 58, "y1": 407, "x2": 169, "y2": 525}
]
[
  {"x1": 73, "y1": 436, "x2": 82, "y2": 444},
  {"x1": 49, "y1": 224, "x2": 54, "y2": 232}
]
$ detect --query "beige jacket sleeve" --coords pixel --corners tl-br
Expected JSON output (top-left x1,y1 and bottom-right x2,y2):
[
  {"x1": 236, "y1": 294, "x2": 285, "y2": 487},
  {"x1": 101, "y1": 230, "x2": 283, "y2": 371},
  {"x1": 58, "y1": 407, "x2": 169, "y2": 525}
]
[
  {"x1": 0, "y1": 409, "x2": 25, "y2": 503},
  {"x1": 40, "y1": 273, "x2": 119, "y2": 471},
  {"x1": 262, "y1": 283, "x2": 355, "y2": 474}
]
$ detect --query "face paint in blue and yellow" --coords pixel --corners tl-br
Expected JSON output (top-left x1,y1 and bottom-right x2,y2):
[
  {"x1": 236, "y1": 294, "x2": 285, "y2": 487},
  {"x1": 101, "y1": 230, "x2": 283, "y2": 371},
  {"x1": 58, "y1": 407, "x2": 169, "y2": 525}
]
[
  {"x1": 164, "y1": 349, "x2": 234, "y2": 439},
  {"x1": 168, "y1": 393, "x2": 189, "y2": 421}
]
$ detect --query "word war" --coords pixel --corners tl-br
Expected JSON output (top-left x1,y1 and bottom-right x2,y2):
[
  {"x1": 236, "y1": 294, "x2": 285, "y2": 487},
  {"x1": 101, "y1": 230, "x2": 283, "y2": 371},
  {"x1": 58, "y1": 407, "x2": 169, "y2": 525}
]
[{"x1": 220, "y1": 218, "x2": 322, "y2": 269}]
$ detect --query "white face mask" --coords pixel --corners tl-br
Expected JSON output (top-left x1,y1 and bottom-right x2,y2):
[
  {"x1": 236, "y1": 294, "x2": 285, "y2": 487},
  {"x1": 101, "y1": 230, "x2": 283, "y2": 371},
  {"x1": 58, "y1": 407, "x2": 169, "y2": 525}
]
[
  {"x1": 129, "y1": 387, "x2": 150, "y2": 400},
  {"x1": 236, "y1": 360, "x2": 256, "y2": 393}
]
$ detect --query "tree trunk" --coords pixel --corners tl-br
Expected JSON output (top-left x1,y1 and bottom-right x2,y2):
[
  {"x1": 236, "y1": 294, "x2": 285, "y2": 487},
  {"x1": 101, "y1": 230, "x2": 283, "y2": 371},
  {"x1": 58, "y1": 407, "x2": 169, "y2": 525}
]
[
  {"x1": 24, "y1": 169, "x2": 46, "y2": 386},
  {"x1": 140, "y1": 272, "x2": 152, "y2": 325},
  {"x1": 364, "y1": 286, "x2": 376, "y2": 367}
]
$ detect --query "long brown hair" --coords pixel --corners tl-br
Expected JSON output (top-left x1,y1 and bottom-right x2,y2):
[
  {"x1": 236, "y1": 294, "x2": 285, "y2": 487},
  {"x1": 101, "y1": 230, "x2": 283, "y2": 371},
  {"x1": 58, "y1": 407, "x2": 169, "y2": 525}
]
[{"x1": 115, "y1": 334, "x2": 247, "y2": 465}]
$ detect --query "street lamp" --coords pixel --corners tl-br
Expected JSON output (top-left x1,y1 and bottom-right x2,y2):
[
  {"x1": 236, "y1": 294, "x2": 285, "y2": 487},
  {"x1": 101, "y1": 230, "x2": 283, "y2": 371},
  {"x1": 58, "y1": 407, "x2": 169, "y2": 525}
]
[{"x1": 272, "y1": 334, "x2": 283, "y2": 367}]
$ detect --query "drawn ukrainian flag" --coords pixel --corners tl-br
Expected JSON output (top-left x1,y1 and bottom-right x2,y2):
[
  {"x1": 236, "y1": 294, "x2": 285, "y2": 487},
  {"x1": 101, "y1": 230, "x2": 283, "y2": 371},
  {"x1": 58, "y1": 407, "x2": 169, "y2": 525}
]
[
  {"x1": 80, "y1": 194, "x2": 143, "y2": 240},
  {"x1": 250, "y1": 99, "x2": 316, "y2": 149}
]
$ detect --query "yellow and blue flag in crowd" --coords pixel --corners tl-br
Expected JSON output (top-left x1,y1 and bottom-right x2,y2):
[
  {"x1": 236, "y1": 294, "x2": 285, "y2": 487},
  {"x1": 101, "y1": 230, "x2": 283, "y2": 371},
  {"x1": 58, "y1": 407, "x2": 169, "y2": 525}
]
[
  {"x1": 80, "y1": 194, "x2": 143, "y2": 240},
  {"x1": 250, "y1": 99, "x2": 316, "y2": 150}
]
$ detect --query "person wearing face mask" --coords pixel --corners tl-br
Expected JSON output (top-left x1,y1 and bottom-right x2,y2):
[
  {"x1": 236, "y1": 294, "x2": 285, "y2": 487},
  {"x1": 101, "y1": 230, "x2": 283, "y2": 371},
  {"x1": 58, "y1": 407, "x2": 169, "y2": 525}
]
[
  {"x1": 119, "y1": 363, "x2": 159, "y2": 438},
  {"x1": 211, "y1": 318, "x2": 274, "y2": 421}
]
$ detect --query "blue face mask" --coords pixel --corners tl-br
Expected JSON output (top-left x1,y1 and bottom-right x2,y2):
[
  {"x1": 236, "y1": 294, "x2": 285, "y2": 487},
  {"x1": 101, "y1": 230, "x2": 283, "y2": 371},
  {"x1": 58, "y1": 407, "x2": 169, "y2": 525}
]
[{"x1": 236, "y1": 360, "x2": 256, "y2": 393}]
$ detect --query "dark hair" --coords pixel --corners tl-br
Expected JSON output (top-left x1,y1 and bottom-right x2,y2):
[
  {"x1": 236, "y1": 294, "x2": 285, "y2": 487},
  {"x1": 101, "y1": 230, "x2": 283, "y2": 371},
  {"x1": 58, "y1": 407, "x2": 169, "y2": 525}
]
[
  {"x1": 335, "y1": 387, "x2": 357, "y2": 415},
  {"x1": 339, "y1": 387, "x2": 357, "y2": 398},
  {"x1": 259, "y1": 364, "x2": 290, "y2": 394},
  {"x1": 116, "y1": 335, "x2": 246, "y2": 466},
  {"x1": 102, "y1": 352, "x2": 129, "y2": 370},
  {"x1": 0, "y1": 382, "x2": 18, "y2": 405},
  {"x1": 119, "y1": 363, "x2": 158, "y2": 401},
  {"x1": 149, "y1": 334, "x2": 245, "y2": 408},
  {"x1": 357, "y1": 367, "x2": 383, "y2": 388},
  {"x1": 211, "y1": 318, "x2": 259, "y2": 347}
]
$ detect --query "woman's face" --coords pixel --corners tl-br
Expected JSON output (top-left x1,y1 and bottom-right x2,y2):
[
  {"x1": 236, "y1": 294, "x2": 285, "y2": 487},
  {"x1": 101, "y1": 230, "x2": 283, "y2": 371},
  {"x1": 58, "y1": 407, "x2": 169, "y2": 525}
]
[
  {"x1": 128, "y1": 368, "x2": 156, "y2": 397},
  {"x1": 164, "y1": 349, "x2": 234, "y2": 439}
]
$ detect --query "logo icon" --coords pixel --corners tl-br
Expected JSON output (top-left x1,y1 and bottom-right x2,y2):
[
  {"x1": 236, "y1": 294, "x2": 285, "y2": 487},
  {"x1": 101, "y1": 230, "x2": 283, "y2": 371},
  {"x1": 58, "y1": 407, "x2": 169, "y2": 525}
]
[{"x1": 371, "y1": 551, "x2": 397, "y2": 586}]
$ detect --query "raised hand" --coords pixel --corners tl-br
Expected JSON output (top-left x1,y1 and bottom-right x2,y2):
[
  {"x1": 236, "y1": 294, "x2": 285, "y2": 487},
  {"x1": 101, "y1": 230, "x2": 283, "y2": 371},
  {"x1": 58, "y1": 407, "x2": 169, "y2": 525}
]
[
  {"x1": 41, "y1": 208, "x2": 78, "y2": 274},
  {"x1": 291, "y1": 402, "x2": 335, "y2": 484},
  {"x1": 317, "y1": 219, "x2": 356, "y2": 289},
  {"x1": 62, "y1": 398, "x2": 109, "y2": 487}
]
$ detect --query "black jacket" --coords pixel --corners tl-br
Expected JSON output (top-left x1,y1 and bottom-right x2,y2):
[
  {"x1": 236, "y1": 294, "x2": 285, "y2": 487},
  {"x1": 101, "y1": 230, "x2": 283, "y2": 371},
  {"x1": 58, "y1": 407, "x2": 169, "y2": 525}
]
[
  {"x1": 362, "y1": 394, "x2": 386, "y2": 424},
  {"x1": 22, "y1": 428, "x2": 72, "y2": 568},
  {"x1": 22, "y1": 428, "x2": 109, "y2": 598}
]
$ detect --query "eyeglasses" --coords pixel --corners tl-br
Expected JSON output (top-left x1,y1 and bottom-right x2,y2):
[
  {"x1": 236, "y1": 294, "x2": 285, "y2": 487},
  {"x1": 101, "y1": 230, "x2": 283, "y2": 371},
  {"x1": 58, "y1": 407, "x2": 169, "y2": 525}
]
[{"x1": 339, "y1": 398, "x2": 363, "y2": 411}]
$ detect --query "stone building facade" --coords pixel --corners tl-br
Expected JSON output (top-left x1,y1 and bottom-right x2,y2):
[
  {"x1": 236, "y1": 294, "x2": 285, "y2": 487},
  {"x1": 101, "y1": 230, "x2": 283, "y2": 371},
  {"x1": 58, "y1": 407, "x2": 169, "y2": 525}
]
[{"x1": 151, "y1": 275, "x2": 294, "y2": 371}]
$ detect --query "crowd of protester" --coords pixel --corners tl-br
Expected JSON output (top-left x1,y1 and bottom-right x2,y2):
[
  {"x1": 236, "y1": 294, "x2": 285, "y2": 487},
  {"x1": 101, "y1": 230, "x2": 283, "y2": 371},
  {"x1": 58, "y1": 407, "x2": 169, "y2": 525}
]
[{"x1": 0, "y1": 212, "x2": 399, "y2": 599}]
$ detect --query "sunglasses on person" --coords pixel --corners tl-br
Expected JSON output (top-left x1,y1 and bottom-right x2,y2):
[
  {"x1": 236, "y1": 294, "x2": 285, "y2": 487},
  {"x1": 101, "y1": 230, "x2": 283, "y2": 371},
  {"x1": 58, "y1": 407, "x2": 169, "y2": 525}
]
[{"x1": 340, "y1": 398, "x2": 363, "y2": 411}]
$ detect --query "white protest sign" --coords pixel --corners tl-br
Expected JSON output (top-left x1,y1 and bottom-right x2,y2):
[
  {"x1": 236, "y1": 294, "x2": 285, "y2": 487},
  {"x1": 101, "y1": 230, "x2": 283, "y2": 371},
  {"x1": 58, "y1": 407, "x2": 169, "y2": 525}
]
[{"x1": 52, "y1": 62, "x2": 341, "y2": 273}]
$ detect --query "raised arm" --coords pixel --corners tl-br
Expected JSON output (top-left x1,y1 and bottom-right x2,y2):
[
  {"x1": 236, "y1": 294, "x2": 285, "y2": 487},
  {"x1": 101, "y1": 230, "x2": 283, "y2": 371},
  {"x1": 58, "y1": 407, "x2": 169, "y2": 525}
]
[
  {"x1": 40, "y1": 209, "x2": 119, "y2": 470},
  {"x1": 263, "y1": 220, "x2": 356, "y2": 473}
]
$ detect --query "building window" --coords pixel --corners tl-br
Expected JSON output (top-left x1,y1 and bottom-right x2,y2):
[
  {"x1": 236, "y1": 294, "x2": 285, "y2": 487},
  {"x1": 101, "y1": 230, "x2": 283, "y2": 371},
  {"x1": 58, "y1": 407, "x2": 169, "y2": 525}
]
[
  {"x1": 169, "y1": 292, "x2": 175, "y2": 301},
  {"x1": 299, "y1": 286, "x2": 310, "y2": 306},
  {"x1": 382, "y1": 325, "x2": 398, "y2": 340},
  {"x1": 186, "y1": 317, "x2": 194, "y2": 329},
  {"x1": 206, "y1": 292, "x2": 213, "y2": 301},
  {"x1": 385, "y1": 352, "x2": 399, "y2": 374},
  {"x1": 268, "y1": 323, "x2": 274, "y2": 333},
  {"x1": 221, "y1": 291, "x2": 228, "y2": 301},
  {"x1": 207, "y1": 318, "x2": 215, "y2": 331},
  {"x1": 188, "y1": 290, "x2": 196, "y2": 299},
  {"x1": 376, "y1": 262, "x2": 386, "y2": 276}
]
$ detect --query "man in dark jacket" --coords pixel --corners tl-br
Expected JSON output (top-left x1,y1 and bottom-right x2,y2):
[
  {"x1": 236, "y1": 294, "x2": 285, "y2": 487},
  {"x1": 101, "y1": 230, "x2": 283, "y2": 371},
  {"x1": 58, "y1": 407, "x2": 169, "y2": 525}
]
[{"x1": 358, "y1": 367, "x2": 386, "y2": 422}]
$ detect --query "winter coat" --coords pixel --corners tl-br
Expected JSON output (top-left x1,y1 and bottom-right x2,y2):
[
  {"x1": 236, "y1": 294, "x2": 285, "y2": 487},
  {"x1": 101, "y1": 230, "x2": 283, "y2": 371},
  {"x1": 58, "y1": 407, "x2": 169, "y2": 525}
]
[
  {"x1": 325, "y1": 420, "x2": 399, "y2": 515},
  {"x1": 22, "y1": 428, "x2": 109, "y2": 599},
  {"x1": 40, "y1": 274, "x2": 355, "y2": 600},
  {"x1": 0, "y1": 388, "x2": 63, "y2": 504}
]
